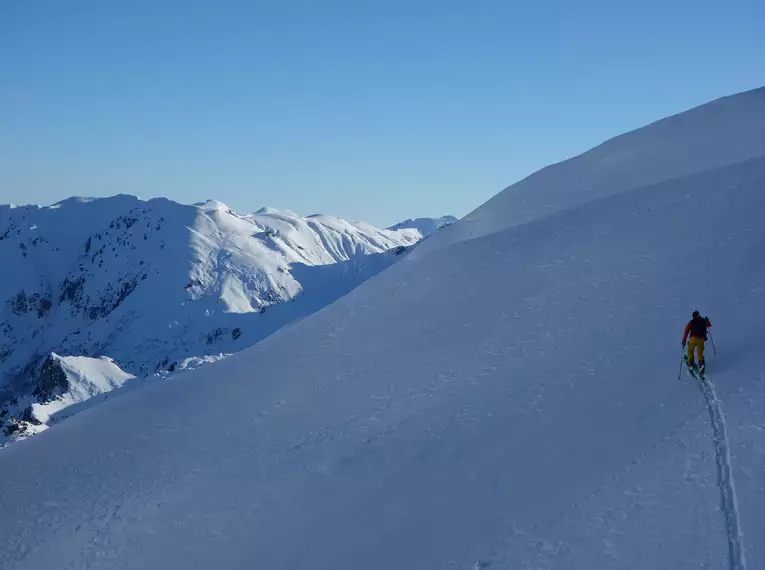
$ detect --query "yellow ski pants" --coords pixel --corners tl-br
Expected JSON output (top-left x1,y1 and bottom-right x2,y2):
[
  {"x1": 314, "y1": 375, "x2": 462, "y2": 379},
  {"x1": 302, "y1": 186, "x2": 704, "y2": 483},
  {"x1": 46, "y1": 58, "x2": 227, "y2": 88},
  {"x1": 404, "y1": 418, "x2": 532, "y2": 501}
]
[{"x1": 687, "y1": 337, "x2": 705, "y2": 362}]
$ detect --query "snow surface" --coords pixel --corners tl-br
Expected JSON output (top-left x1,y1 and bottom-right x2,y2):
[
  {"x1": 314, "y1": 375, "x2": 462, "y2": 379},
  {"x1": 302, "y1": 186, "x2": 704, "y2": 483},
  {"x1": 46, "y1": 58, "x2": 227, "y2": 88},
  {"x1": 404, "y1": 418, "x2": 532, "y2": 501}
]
[
  {"x1": 2, "y1": 88, "x2": 765, "y2": 569},
  {"x1": 387, "y1": 215, "x2": 458, "y2": 236},
  {"x1": 0, "y1": 197, "x2": 421, "y2": 442}
]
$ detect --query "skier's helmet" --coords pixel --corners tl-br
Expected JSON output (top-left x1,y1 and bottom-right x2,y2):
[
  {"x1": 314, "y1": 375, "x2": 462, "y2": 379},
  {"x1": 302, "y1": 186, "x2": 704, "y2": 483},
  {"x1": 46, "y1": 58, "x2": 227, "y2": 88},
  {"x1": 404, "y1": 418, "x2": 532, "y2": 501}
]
[{"x1": 692, "y1": 310, "x2": 700, "y2": 318}]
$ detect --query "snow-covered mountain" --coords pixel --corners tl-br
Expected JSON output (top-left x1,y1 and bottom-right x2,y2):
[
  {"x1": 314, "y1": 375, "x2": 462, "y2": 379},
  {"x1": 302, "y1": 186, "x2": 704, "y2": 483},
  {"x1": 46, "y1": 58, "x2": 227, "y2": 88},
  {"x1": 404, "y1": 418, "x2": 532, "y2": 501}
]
[
  {"x1": 421, "y1": 86, "x2": 765, "y2": 253},
  {"x1": 27, "y1": 353, "x2": 136, "y2": 427},
  {"x1": 0, "y1": 196, "x2": 422, "y2": 441},
  {"x1": 387, "y1": 215, "x2": 457, "y2": 236},
  {"x1": 3, "y1": 87, "x2": 765, "y2": 570}
]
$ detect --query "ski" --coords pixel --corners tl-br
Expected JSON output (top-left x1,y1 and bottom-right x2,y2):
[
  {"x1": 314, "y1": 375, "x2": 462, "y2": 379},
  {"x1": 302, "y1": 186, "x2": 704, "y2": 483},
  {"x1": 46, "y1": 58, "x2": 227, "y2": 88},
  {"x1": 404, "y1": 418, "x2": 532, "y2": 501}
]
[{"x1": 686, "y1": 363, "x2": 706, "y2": 382}]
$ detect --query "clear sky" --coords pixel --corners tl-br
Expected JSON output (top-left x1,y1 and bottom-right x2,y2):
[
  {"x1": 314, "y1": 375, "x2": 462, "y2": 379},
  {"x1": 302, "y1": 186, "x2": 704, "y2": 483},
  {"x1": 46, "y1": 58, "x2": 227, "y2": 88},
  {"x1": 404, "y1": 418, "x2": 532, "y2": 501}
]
[{"x1": 2, "y1": 0, "x2": 764, "y2": 227}]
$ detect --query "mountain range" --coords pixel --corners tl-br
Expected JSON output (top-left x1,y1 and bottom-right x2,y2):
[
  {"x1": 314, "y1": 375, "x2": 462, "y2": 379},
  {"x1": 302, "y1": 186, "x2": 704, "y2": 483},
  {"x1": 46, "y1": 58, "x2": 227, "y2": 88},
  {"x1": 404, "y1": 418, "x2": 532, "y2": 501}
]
[{"x1": 0, "y1": 198, "x2": 447, "y2": 442}]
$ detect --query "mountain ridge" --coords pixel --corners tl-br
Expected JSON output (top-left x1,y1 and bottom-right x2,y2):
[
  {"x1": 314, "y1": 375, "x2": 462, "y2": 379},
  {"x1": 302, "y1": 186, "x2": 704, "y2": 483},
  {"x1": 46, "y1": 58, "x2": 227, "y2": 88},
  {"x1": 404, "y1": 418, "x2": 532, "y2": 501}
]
[
  {"x1": 0, "y1": 196, "x2": 444, "y2": 442},
  {"x1": 418, "y1": 85, "x2": 765, "y2": 255}
]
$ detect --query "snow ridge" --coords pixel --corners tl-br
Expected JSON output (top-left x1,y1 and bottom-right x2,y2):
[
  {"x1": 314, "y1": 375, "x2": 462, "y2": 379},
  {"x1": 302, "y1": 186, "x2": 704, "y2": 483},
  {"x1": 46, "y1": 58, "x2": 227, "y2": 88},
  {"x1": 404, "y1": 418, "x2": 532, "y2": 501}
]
[
  {"x1": 387, "y1": 216, "x2": 457, "y2": 237},
  {"x1": 698, "y1": 377, "x2": 746, "y2": 570}
]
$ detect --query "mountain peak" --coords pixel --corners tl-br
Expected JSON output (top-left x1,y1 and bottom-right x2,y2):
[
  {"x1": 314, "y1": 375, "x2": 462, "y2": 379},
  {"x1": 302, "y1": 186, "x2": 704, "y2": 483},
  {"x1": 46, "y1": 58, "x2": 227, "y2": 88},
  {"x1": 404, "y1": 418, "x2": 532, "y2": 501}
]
[
  {"x1": 194, "y1": 199, "x2": 232, "y2": 213},
  {"x1": 388, "y1": 215, "x2": 458, "y2": 237}
]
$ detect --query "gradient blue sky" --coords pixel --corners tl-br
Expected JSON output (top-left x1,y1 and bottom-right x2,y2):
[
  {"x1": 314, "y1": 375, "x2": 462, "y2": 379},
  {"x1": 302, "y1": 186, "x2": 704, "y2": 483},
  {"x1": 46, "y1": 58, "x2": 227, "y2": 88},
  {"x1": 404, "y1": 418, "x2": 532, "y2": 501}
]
[{"x1": 2, "y1": 0, "x2": 764, "y2": 227}]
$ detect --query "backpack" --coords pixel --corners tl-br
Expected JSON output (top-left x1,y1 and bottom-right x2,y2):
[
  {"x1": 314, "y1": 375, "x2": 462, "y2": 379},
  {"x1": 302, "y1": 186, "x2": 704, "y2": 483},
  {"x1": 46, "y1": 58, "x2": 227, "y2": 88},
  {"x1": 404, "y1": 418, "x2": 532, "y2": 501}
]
[{"x1": 689, "y1": 316, "x2": 708, "y2": 339}]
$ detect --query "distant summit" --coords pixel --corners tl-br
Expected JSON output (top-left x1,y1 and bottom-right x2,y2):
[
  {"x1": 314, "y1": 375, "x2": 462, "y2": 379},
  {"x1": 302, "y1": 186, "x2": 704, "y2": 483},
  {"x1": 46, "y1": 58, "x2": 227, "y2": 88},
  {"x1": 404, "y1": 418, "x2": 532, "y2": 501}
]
[{"x1": 388, "y1": 215, "x2": 458, "y2": 237}]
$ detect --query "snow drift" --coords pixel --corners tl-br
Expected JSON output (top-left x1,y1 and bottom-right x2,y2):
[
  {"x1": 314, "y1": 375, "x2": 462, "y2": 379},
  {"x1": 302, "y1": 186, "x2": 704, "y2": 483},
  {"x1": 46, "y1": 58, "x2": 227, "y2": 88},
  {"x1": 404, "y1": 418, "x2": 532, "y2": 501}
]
[{"x1": 2, "y1": 88, "x2": 765, "y2": 569}]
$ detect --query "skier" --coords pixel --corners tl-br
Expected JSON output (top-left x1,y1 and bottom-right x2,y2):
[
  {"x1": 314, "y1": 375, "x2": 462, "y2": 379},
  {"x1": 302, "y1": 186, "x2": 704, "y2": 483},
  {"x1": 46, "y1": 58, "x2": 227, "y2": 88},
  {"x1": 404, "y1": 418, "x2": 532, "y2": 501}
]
[{"x1": 682, "y1": 311, "x2": 712, "y2": 374}]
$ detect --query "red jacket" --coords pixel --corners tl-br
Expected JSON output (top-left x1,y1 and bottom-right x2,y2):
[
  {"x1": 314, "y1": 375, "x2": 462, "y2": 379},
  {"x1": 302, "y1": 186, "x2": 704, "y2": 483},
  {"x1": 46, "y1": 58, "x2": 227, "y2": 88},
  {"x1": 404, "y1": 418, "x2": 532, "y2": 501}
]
[{"x1": 683, "y1": 317, "x2": 711, "y2": 344}]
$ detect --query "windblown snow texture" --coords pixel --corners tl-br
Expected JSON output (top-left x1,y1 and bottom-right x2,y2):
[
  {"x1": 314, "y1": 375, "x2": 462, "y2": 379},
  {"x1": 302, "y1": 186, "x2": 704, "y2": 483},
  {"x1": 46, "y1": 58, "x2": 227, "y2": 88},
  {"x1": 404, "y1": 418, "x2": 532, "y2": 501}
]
[{"x1": 2, "y1": 88, "x2": 765, "y2": 570}]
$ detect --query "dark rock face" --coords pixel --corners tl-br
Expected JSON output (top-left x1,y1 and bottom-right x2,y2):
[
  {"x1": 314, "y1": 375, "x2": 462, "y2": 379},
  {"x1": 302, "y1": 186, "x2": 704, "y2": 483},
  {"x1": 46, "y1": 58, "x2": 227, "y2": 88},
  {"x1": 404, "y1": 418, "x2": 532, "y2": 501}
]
[
  {"x1": 206, "y1": 328, "x2": 224, "y2": 345},
  {"x1": 20, "y1": 406, "x2": 41, "y2": 425},
  {"x1": 87, "y1": 277, "x2": 141, "y2": 320},
  {"x1": 10, "y1": 291, "x2": 28, "y2": 315},
  {"x1": 31, "y1": 356, "x2": 69, "y2": 403},
  {"x1": 0, "y1": 346, "x2": 12, "y2": 364},
  {"x1": 59, "y1": 276, "x2": 86, "y2": 305},
  {"x1": 9, "y1": 290, "x2": 54, "y2": 318},
  {"x1": 37, "y1": 298, "x2": 52, "y2": 317}
]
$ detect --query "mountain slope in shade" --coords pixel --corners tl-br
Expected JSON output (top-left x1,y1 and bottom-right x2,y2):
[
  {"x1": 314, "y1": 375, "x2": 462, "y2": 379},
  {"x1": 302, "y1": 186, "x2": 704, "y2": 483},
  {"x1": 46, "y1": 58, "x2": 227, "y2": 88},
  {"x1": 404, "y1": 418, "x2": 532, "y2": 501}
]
[
  {"x1": 0, "y1": 196, "x2": 420, "y2": 442},
  {"x1": 2, "y1": 88, "x2": 765, "y2": 569}
]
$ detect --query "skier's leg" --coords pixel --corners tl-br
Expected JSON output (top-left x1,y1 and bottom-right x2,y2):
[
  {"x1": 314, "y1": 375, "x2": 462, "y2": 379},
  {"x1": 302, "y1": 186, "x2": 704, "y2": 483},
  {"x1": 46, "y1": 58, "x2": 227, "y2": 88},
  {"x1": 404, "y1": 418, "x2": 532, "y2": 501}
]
[
  {"x1": 688, "y1": 338, "x2": 698, "y2": 366},
  {"x1": 698, "y1": 340, "x2": 706, "y2": 371}
]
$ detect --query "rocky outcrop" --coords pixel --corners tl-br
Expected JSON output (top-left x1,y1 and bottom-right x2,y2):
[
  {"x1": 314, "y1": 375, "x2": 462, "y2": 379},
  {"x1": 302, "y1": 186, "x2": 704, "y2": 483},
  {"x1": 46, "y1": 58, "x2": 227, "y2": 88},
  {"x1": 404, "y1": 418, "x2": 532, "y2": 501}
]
[{"x1": 32, "y1": 355, "x2": 69, "y2": 402}]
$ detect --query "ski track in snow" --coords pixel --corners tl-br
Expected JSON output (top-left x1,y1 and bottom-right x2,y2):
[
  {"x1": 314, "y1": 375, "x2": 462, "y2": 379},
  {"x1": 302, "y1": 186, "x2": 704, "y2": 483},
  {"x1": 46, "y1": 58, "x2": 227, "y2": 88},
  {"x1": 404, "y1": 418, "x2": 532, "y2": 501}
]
[{"x1": 698, "y1": 376, "x2": 747, "y2": 570}]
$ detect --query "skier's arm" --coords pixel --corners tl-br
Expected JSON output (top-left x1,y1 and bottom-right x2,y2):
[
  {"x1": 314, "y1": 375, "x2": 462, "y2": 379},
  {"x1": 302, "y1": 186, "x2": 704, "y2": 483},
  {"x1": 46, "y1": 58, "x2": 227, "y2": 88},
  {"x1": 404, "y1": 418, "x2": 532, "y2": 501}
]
[
  {"x1": 682, "y1": 322, "x2": 692, "y2": 344},
  {"x1": 705, "y1": 317, "x2": 712, "y2": 327}
]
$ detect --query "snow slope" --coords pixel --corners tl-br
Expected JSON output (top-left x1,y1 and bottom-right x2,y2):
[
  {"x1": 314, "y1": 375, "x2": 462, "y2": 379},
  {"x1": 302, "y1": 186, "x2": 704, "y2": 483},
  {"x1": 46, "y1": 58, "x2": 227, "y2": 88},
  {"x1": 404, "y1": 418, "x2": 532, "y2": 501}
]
[
  {"x1": 0, "y1": 197, "x2": 420, "y2": 441},
  {"x1": 422, "y1": 86, "x2": 765, "y2": 252},
  {"x1": 2, "y1": 88, "x2": 765, "y2": 570}
]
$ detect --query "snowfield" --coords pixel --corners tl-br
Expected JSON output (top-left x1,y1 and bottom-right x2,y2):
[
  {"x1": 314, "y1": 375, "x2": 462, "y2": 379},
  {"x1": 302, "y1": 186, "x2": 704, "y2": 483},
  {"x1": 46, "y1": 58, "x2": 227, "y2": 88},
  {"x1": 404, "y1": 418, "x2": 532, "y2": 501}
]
[{"x1": 1, "y1": 88, "x2": 765, "y2": 569}]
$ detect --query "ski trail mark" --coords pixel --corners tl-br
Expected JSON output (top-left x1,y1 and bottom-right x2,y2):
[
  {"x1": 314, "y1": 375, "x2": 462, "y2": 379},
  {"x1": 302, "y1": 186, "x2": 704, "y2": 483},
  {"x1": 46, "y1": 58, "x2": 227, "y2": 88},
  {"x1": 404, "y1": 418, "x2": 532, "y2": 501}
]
[{"x1": 698, "y1": 377, "x2": 746, "y2": 570}]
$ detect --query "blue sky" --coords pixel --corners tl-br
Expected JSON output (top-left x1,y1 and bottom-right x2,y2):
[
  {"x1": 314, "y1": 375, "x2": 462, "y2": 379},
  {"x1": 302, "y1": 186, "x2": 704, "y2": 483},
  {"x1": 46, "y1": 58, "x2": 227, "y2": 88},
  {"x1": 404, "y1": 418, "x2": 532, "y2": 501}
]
[{"x1": 2, "y1": 0, "x2": 764, "y2": 227}]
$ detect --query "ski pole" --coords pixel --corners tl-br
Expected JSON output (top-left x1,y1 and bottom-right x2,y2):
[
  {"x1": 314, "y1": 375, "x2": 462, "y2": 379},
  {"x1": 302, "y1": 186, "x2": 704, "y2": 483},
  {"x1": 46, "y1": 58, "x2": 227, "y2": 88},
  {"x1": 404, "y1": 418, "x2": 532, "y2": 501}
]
[
  {"x1": 678, "y1": 346, "x2": 685, "y2": 380},
  {"x1": 708, "y1": 330, "x2": 717, "y2": 356}
]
